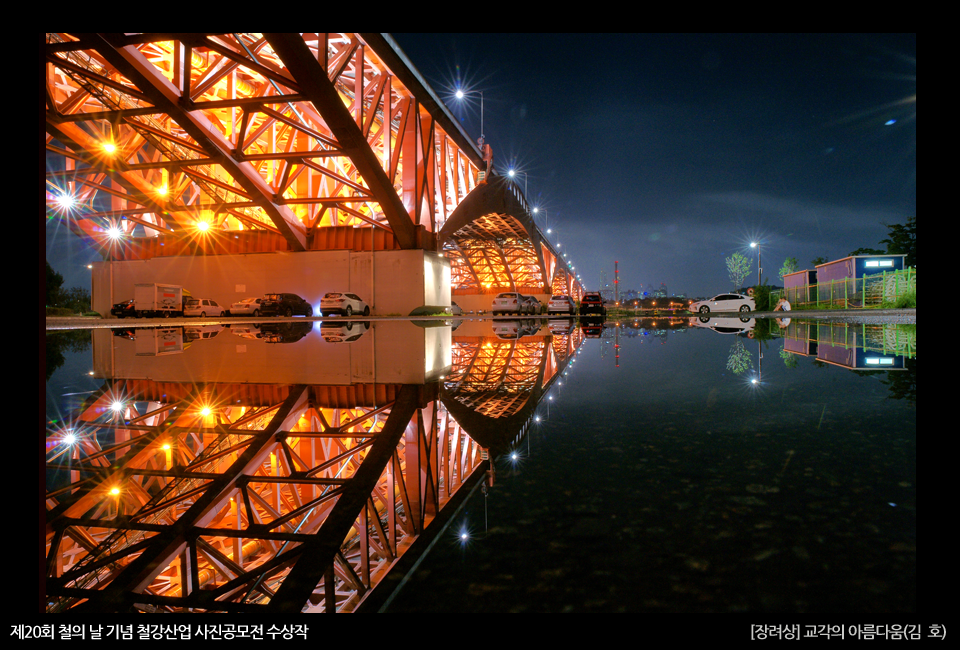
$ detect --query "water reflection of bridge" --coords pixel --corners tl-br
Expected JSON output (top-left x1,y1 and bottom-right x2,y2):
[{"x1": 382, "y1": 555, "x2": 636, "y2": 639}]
[{"x1": 44, "y1": 320, "x2": 584, "y2": 612}]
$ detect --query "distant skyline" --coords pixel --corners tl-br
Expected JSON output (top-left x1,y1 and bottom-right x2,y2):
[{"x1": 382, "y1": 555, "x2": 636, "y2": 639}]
[{"x1": 44, "y1": 34, "x2": 916, "y2": 298}]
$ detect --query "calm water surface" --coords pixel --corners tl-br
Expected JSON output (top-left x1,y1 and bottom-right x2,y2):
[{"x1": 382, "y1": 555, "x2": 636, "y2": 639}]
[{"x1": 44, "y1": 317, "x2": 916, "y2": 614}]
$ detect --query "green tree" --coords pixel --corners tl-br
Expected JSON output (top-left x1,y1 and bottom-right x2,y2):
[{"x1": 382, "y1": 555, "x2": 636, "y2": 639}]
[
  {"x1": 726, "y1": 339, "x2": 753, "y2": 375},
  {"x1": 60, "y1": 286, "x2": 91, "y2": 313},
  {"x1": 880, "y1": 215, "x2": 916, "y2": 267},
  {"x1": 779, "y1": 257, "x2": 799, "y2": 280},
  {"x1": 848, "y1": 247, "x2": 885, "y2": 257},
  {"x1": 46, "y1": 260, "x2": 64, "y2": 306},
  {"x1": 811, "y1": 255, "x2": 830, "y2": 266},
  {"x1": 726, "y1": 252, "x2": 752, "y2": 289}
]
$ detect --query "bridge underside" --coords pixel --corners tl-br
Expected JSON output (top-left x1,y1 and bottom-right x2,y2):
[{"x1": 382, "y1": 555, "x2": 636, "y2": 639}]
[
  {"x1": 440, "y1": 177, "x2": 582, "y2": 310},
  {"x1": 45, "y1": 33, "x2": 482, "y2": 258}
]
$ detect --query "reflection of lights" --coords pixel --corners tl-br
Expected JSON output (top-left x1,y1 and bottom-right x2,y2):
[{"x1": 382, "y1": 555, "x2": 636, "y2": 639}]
[
  {"x1": 109, "y1": 487, "x2": 120, "y2": 496},
  {"x1": 111, "y1": 401, "x2": 125, "y2": 412},
  {"x1": 103, "y1": 142, "x2": 116, "y2": 154},
  {"x1": 63, "y1": 432, "x2": 77, "y2": 445},
  {"x1": 200, "y1": 406, "x2": 212, "y2": 416},
  {"x1": 107, "y1": 227, "x2": 123, "y2": 240},
  {"x1": 196, "y1": 220, "x2": 210, "y2": 232}
]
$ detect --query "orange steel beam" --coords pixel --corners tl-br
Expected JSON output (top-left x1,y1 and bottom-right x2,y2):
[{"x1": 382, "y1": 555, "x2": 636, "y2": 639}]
[
  {"x1": 45, "y1": 33, "x2": 483, "y2": 256},
  {"x1": 45, "y1": 379, "x2": 487, "y2": 613}
]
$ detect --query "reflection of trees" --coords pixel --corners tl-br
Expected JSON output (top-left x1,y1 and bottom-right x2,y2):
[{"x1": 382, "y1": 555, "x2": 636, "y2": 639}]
[
  {"x1": 882, "y1": 357, "x2": 916, "y2": 404},
  {"x1": 45, "y1": 331, "x2": 91, "y2": 381},
  {"x1": 726, "y1": 339, "x2": 752, "y2": 375},
  {"x1": 779, "y1": 348, "x2": 799, "y2": 369}
]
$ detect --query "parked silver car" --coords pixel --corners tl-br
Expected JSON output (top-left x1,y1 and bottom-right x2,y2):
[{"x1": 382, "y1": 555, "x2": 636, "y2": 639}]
[
  {"x1": 228, "y1": 297, "x2": 263, "y2": 317},
  {"x1": 491, "y1": 292, "x2": 539, "y2": 315},
  {"x1": 547, "y1": 295, "x2": 576, "y2": 315},
  {"x1": 183, "y1": 298, "x2": 225, "y2": 318}
]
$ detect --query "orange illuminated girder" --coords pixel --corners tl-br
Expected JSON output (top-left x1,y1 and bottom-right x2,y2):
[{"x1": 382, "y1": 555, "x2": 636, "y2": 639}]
[
  {"x1": 45, "y1": 381, "x2": 485, "y2": 613},
  {"x1": 45, "y1": 33, "x2": 481, "y2": 255}
]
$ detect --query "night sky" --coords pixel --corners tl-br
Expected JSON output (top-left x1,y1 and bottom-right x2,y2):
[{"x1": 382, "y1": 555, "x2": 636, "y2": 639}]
[
  {"x1": 45, "y1": 33, "x2": 915, "y2": 298},
  {"x1": 391, "y1": 32, "x2": 916, "y2": 297}
]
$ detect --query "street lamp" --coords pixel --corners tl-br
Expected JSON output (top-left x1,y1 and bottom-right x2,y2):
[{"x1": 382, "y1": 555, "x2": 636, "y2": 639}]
[
  {"x1": 533, "y1": 206, "x2": 549, "y2": 232},
  {"x1": 750, "y1": 242, "x2": 761, "y2": 285},
  {"x1": 454, "y1": 88, "x2": 484, "y2": 146},
  {"x1": 507, "y1": 168, "x2": 528, "y2": 199}
]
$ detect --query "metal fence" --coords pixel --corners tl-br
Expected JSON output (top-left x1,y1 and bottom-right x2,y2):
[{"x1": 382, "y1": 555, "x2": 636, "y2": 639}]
[
  {"x1": 782, "y1": 321, "x2": 916, "y2": 359},
  {"x1": 772, "y1": 267, "x2": 916, "y2": 309}
]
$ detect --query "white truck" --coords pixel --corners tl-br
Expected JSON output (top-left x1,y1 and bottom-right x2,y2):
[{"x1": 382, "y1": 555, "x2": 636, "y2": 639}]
[{"x1": 134, "y1": 283, "x2": 185, "y2": 318}]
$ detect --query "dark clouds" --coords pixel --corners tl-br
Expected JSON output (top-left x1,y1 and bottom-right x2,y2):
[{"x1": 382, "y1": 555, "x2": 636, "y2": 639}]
[{"x1": 394, "y1": 33, "x2": 916, "y2": 296}]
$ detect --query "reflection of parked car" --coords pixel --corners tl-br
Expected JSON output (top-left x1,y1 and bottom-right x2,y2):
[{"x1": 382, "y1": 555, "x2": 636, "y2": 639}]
[
  {"x1": 321, "y1": 321, "x2": 369, "y2": 343},
  {"x1": 446, "y1": 301, "x2": 463, "y2": 316},
  {"x1": 258, "y1": 321, "x2": 313, "y2": 343},
  {"x1": 183, "y1": 298, "x2": 225, "y2": 317},
  {"x1": 579, "y1": 292, "x2": 606, "y2": 317},
  {"x1": 689, "y1": 316, "x2": 756, "y2": 336},
  {"x1": 228, "y1": 297, "x2": 263, "y2": 317},
  {"x1": 688, "y1": 293, "x2": 755, "y2": 314},
  {"x1": 548, "y1": 318, "x2": 577, "y2": 336},
  {"x1": 184, "y1": 325, "x2": 225, "y2": 341},
  {"x1": 261, "y1": 293, "x2": 313, "y2": 317},
  {"x1": 319, "y1": 292, "x2": 369, "y2": 317},
  {"x1": 492, "y1": 320, "x2": 538, "y2": 340},
  {"x1": 111, "y1": 299, "x2": 137, "y2": 318},
  {"x1": 548, "y1": 295, "x2": 576, "y2": 315},
  {"x1": 581, "y1": 322, "x2": 604, "y2": 338}
]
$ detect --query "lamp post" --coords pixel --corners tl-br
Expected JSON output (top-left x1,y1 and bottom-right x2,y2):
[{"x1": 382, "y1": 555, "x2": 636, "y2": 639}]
[
  {"x1": 455, "y1": 88, "x2": 484, "y2": 146},
  {"x1": 507, "y1": 168, "x2": 528, "y2": 199},
  {"x1": 750, "y1": 241, "x2": 761, "y2": 285}
]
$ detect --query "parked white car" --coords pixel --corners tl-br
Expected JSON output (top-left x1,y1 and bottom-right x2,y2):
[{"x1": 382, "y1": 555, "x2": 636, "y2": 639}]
[
  {"x1": 547, "y1": 295, "x2": 576, "y2": 315},
  {"x1": 228, "y1": 297, "x2": 263, "y2": 317},
  {"x1": 183, "y1": 298, "x2": 225, "y2": 317},
  {"x1": 320, "y1": 292, "x2": 370, "y2": 317},
  {"x1": 688, "y1": 293, "x2": 755, "y2": 314}
]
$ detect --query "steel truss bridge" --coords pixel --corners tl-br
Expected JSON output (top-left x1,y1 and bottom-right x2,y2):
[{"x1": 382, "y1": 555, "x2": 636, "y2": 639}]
[
  {"x1": 44, "y1": 324, "x2": 585, "y2": 612},
  {"x1": 44, "y1": 33, "x2": 583, "y2": 299}
]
